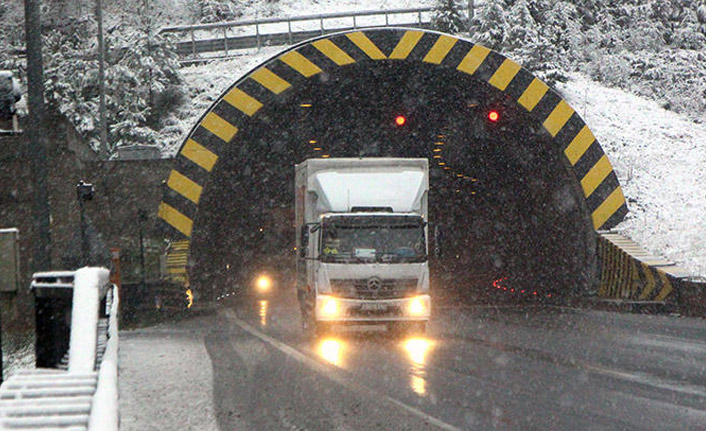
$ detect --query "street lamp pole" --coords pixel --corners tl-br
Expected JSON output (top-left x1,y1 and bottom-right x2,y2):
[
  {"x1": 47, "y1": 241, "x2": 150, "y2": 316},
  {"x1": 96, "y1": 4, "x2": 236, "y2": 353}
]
[
  {"x1": 76, "y1": 181, "x2": 95, "y2": 267},
  {"x1": 138, "y1": 209, "x2": 148, "y2": 290}
]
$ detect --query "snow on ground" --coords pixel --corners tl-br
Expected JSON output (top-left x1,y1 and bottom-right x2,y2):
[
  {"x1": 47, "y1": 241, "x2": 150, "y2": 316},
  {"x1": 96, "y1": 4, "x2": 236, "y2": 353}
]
[
  {"x1": 119, "y1": 315, "x2": 219, "y2": 431},
  {"x1": 558, "y1": 74, "x2": 706, "y2": 277}
]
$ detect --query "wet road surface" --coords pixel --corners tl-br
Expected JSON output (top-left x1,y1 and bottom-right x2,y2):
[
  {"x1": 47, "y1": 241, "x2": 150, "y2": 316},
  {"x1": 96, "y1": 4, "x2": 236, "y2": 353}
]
[{"x1": 205, "y1": 287, "x2": 706, "y2": 430}]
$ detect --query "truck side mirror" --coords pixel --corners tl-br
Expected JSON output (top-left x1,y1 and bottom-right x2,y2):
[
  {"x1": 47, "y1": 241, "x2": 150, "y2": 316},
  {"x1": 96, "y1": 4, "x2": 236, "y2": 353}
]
[
  {"x1": 433, "y1": 224, "x2": 442, "y2": 258},
  {"x1": 300, "y1": 226, "x2": 309, "y2": 258}
]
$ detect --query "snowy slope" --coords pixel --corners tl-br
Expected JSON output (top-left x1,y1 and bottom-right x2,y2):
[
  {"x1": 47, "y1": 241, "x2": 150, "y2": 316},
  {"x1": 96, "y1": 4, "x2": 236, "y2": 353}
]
[{"x1": 558, "y1": 75, "x2": 706, "y2": 277}]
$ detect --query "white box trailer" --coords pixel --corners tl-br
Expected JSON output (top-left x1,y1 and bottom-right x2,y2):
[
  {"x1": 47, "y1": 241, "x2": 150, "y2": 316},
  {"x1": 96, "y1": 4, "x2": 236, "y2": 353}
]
[{"x1": 294, "y1": 158, "x2": 431, "y2": 335}]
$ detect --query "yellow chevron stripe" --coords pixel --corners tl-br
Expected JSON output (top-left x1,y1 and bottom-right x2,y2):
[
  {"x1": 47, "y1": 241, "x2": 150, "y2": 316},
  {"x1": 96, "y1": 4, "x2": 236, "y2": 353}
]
[
  {"x1": 518, "y1": 78, "x2": 549, "y2": 112},
  {"x1": 168, "y1": 267, "x2": 187, "y2": 274},
  {"x1": 487, "y1": 59, "x2": 521, "y2": 91},
  {"x1": 456, "y1": 44, "x2": 490, "y2": 75},
  {"x1": 250, "y1": 67, "x2": 291, "y2": 94},
  {"x1": 389, "y1": 30, "x2": 423, "y2": 59},
  {"x1": 592, "y1": 187, "x2": 625, "y2": 230},
  {"x1": 654, "y1": 271, "x2": 673, "y2": 301},
  {"x1": 201, "y1": 112, "x2": 237, "y2": 142},
  {"x1": 639, "y1": 263, "x2": 657, "y2": 300},
  {"x1": 223, "y1": 88, "x2": 263, "y2": 117},
  {"x1": 171, "y1": 240, "x2": 190, "y2": 250},
  {"x1": 564, "y1": 125, "x2": 595, "y2": 166},
  {"x1": 279, "y1": 51, "x2": 322, "y2": 77},
  {"x1": 543, "y1": 100, "x2": 574, "y2": 137},
  {"x1": 423, "y1": 35, "x2": 457, "y2": 64},
  {"x1": 312, "y1": 39, "x2": 355, "y2": 65},
  {"x1": 181, "y1": 139, "x2": 218, "y2": 172},
  {"x1": 158, "y1": 202, "x2": 193, "y2": 237},
  {"x1": 346, "y1": 32, "x2": 386, "y2": 60},
  {"x1": 581, "y1": 155, "x2": 613, "y2": 198},
  {"x1": 167, "y1": 170, "x2": 203, "y2": 204}
]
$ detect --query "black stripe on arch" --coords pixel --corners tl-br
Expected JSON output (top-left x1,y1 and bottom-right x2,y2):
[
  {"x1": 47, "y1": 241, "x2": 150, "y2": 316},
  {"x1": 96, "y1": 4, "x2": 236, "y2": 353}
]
[
  {"x1": 554, "y1": 114, "x2": 586, "y2": 151},
  {"x1": 503, "y1": 67, "x2": 536, "y2": 101},
  {"x1": 237, "y1": 76, "x2": 278, "y2": 106},
  {"x1": 157, "y1": 220, "x2": 189, "y2": 240},
  {"x1": 585, "y1": 171, "x2": 621, "y2": 212},
  {"x1": 174, "y1": 156, "x2": 210, "y2": 188},
  {"x1": 162, "y1": 191, "x2": 198, "y2": 220},
  {"x1": 267, "y1": 57, "x2": 310, "y2": 87},
  {"x1": 364, "y1": 29, "x2": 404, "y2": 57},
  {"x1": 210, "y1": 100, "x2": 248, "y2": 134},
  {"x1": 439, "y1": 39, "x2": 473, "y2": 68},
  {"x1": 600, "y1": 204, "x2": 628, "y2": 230},
  {"x1": 327, "y1": 34, "x2": 371, "y2": 63},
  {"x1": 405, "y1": 32, "x2": 440, "y2": 62},
  {"x1": 297, "y1": 43, "x2": 346, "y2": 73},
  {"x1": 529, "y1": 90, "x2": 562, "y2": 125},
  {"x1": 471, "y1": 51, "x2": 506, "y2": 83},
  {"x1": 572, "y1": 140, "x2": 605, "y2": 180},
  {"x1": 189, "y1": 126, "x2": 227, "y2": 155}
]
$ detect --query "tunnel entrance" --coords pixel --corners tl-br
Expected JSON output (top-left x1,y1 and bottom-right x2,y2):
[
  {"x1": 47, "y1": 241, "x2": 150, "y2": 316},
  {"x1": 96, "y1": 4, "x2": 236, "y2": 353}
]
[{"x1": 158, "y1": 29, "x2": 627, "y2": 303}]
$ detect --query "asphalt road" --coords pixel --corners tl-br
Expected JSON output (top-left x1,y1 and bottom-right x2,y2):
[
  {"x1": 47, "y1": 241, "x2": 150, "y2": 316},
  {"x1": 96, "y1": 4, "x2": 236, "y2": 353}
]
[{"x1": 205, "y1": 287, "x2": 706, "y2": 431}]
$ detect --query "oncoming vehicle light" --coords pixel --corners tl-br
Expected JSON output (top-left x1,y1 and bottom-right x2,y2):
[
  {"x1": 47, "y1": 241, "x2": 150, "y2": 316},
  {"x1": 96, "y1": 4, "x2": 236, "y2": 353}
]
[{"x1": 256, "y1": 274, "x2": 272, "y2": 292}]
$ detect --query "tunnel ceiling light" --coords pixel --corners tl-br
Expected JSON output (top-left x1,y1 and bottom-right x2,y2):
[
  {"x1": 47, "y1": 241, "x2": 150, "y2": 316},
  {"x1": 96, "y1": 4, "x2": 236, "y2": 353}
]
[
  {"x1": 435, "y1": 142, "x2": 444, "y2": 145},
  {"x1": 488, "y1": 110, "x2": 500, "y2": 122},
  {"x1": 313, "y1": 147, "x2": 322, "y2": 151},
  {"x1": 433, "y1": 148, "x2": 442, "y2": 152},
  {"x1": 395, "y1": 115, "x2": 406, "y2": 126},
  {"x1": 300, "y1": 103, "x2": 312, "y2": 108},
  {"x1": 309, "y1": 140, "x2": 317, "y2": 144},
  {"x1": 322, "y1": 154, "x2": 330, "y2": 158}
]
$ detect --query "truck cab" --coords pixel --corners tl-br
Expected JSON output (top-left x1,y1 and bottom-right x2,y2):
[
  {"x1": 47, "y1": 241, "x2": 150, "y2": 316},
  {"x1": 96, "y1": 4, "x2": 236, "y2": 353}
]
[{"x1": 295, "y1": 158, "x2": 431, "y2": 335}]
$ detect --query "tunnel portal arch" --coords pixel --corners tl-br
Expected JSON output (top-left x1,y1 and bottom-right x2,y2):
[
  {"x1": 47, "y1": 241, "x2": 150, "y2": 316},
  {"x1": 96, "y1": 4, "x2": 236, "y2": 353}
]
[{"x1": 157, "y1": 28, "x2": 627, "y2": 299}]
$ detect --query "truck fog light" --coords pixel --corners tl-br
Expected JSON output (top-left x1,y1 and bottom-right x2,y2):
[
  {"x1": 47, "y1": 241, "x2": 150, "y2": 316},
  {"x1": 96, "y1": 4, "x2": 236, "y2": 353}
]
[
  {"x1": 322, "y1": 298, "x2": 340, "y2": 316},
  {"x1": 409, "y1": 297, "x2": 425, "y2": 315}
]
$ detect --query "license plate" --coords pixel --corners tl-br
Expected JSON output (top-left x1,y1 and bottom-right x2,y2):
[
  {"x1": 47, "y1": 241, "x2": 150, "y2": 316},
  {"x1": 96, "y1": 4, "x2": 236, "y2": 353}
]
[{"x1": 360, "y1": 303, "x2": 388, "y2": 312}]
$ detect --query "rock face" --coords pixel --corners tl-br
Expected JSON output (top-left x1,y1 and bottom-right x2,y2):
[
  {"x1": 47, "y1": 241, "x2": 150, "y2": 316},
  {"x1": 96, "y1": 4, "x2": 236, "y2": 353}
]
[{"x1": 0, "y1": 71, "x2": 21, "y2": 122}]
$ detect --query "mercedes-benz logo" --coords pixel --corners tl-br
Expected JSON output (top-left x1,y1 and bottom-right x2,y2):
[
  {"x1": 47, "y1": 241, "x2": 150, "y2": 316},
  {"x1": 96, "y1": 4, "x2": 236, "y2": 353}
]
[{"x1": 367, "y1": 277, "x2": 381, "y2": 291}]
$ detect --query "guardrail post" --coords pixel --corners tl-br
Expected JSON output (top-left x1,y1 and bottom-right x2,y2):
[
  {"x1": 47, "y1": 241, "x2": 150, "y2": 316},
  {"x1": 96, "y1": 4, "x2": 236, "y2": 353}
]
[
  {"x1": 385, "y1": 12, "x2": 389, "y2": 26},
  {"x1": 320, "y1": 17, "x2": 324, "y2": 35},
  {"x1": 256, "y1": 22, "x2": 261, "y2": 49},
  {"x1": 191, "y1": 29, "x2": 196, "y2": 57},
  {"x1": 418, "y1": 11, "x2": 422, "y2": 25},
  {"x1": 223, "y1": 27, "x2": 228, "y2": 56},
  {"x1": 353, "y1": 15, "x2": 357, "y2": 29},
  {"x1": 288, "y1": 20, "x2": 293, "y2": 44}
]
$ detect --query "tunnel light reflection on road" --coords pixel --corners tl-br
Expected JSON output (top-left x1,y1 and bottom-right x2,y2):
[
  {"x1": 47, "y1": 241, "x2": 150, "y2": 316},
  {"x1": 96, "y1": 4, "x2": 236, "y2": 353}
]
[
  {"x1": 318, "y1": 338, "x2": 344, "y2": 367},
  {"x1": 404, "y1": 338, "x2": 434, "y2": 396},
  {"x1": 259, "y1": 300, "x2": 268, "y2": 326}
]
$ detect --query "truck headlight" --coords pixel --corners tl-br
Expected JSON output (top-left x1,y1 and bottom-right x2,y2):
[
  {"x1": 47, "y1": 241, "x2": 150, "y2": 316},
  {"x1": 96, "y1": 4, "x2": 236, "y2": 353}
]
[
  {"x1": 409, "y1": 297, "x2": 426, "y2": 316},
  {"x1": 321, "y1": 297, "x2": 340, "y2": 317}
]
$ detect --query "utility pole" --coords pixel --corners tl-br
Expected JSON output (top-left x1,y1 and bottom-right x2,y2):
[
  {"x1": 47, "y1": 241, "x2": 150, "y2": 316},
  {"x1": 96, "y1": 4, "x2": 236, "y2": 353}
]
[
  {"x1": 24, "y1": 0, "x2": 52, "y2": 272},
  {"x1": 96, "y1": 0, "x2": 108, "y2": 158}
]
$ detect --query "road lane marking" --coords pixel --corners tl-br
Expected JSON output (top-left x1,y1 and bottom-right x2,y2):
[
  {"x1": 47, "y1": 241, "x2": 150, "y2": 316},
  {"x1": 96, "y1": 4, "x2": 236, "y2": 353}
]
[{"x1": 222, "y1": 309, "x2": 462, "y2": 431}]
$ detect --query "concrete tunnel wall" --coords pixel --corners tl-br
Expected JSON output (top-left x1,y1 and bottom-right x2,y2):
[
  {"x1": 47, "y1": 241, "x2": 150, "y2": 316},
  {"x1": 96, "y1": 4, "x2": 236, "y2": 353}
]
[{"x1": 157, "y1": 28, "x2": 628, "y2": 301}]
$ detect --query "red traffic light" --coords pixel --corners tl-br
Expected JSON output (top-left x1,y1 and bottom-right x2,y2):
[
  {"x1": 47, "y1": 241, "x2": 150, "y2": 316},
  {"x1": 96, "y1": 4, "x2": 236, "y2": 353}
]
[
  {"x1": 487, "y1": 110, "x2": 500, "y2": 122},
  {"x1": 394, "y1": 115, "x2": 406, "y2": 126}
]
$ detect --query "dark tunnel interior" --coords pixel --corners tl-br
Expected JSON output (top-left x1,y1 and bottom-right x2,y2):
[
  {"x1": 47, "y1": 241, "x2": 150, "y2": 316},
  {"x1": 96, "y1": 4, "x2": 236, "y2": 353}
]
[{"x1": 189, "y1": 60, "x2": 598, "y2": 304}]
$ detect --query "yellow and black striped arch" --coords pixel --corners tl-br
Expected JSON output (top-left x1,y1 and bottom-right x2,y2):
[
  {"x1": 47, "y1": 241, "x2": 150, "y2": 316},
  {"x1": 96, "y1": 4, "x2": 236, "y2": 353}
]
[{"x1": 158, "y1": 28, "x2": 628, "y2": 269}]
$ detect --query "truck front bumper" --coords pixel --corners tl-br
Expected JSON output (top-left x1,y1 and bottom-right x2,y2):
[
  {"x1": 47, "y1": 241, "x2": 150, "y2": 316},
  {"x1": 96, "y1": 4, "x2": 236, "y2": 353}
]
[{"x1": 315, "y1": 294, "x2": 431, "y2": 322}]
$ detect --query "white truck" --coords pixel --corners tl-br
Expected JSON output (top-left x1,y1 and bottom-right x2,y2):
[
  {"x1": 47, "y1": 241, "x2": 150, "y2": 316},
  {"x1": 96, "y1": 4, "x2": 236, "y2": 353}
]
[{"x1": 295, "y1": 158, "x2": 432, "y2": 335}]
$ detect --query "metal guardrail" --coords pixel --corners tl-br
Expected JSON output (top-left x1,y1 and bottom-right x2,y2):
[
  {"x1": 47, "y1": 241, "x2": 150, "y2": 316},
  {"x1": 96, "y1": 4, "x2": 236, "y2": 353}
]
[
  {"x1": 160, "y1": 7, "x2": 439, "y2": 58},
  {"x1": 0, "y1": 268, "x2": 119, "y2": 431}
]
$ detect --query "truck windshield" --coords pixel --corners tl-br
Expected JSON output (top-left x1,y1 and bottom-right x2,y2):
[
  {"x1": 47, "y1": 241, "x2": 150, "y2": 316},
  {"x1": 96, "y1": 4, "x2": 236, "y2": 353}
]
[{"x1": 319, "y1": 216, "x2": 426, "y2": 263}]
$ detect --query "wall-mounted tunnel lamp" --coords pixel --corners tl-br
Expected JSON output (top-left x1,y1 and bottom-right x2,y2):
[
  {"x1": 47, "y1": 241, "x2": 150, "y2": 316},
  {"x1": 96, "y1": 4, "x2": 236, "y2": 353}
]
[
  {"x1": 488, "y1": 110, "x2": 500, "y2": 122},
  {"x1": 395, "y1": 115, "x2": 406, "y2": 126}
]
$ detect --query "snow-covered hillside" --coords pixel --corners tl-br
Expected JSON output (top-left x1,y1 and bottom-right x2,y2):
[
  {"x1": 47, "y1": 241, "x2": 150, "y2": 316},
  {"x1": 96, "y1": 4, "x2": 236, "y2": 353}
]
[{"x1": 558, "y1": 75, "x2": 706, "y2": 278}]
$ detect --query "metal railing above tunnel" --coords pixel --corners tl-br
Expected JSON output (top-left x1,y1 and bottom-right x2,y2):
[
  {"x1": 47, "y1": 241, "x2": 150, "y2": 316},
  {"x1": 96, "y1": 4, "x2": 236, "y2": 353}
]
[{"x1": 0, "y1": 267, "x2": 120, "y2": 431}]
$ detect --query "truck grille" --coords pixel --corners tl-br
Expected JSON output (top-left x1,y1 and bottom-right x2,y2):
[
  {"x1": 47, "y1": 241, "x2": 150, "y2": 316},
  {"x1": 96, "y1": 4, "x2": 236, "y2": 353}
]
[{"x1": 330, "y1": 278, "x2": 418, "y2": 299}]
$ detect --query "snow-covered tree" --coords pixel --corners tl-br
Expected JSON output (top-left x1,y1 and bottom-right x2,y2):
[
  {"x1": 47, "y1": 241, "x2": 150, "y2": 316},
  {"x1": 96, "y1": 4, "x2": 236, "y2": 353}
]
[
  {"x1": 197, "y1": 0, "x2": 241, "y2": 24},
  {"x1": 469, "y1": 0, "x2": 508, "y2": 50},
  {"x1": 431, "y1": 0, "x2": 468, "y2": 34}
]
